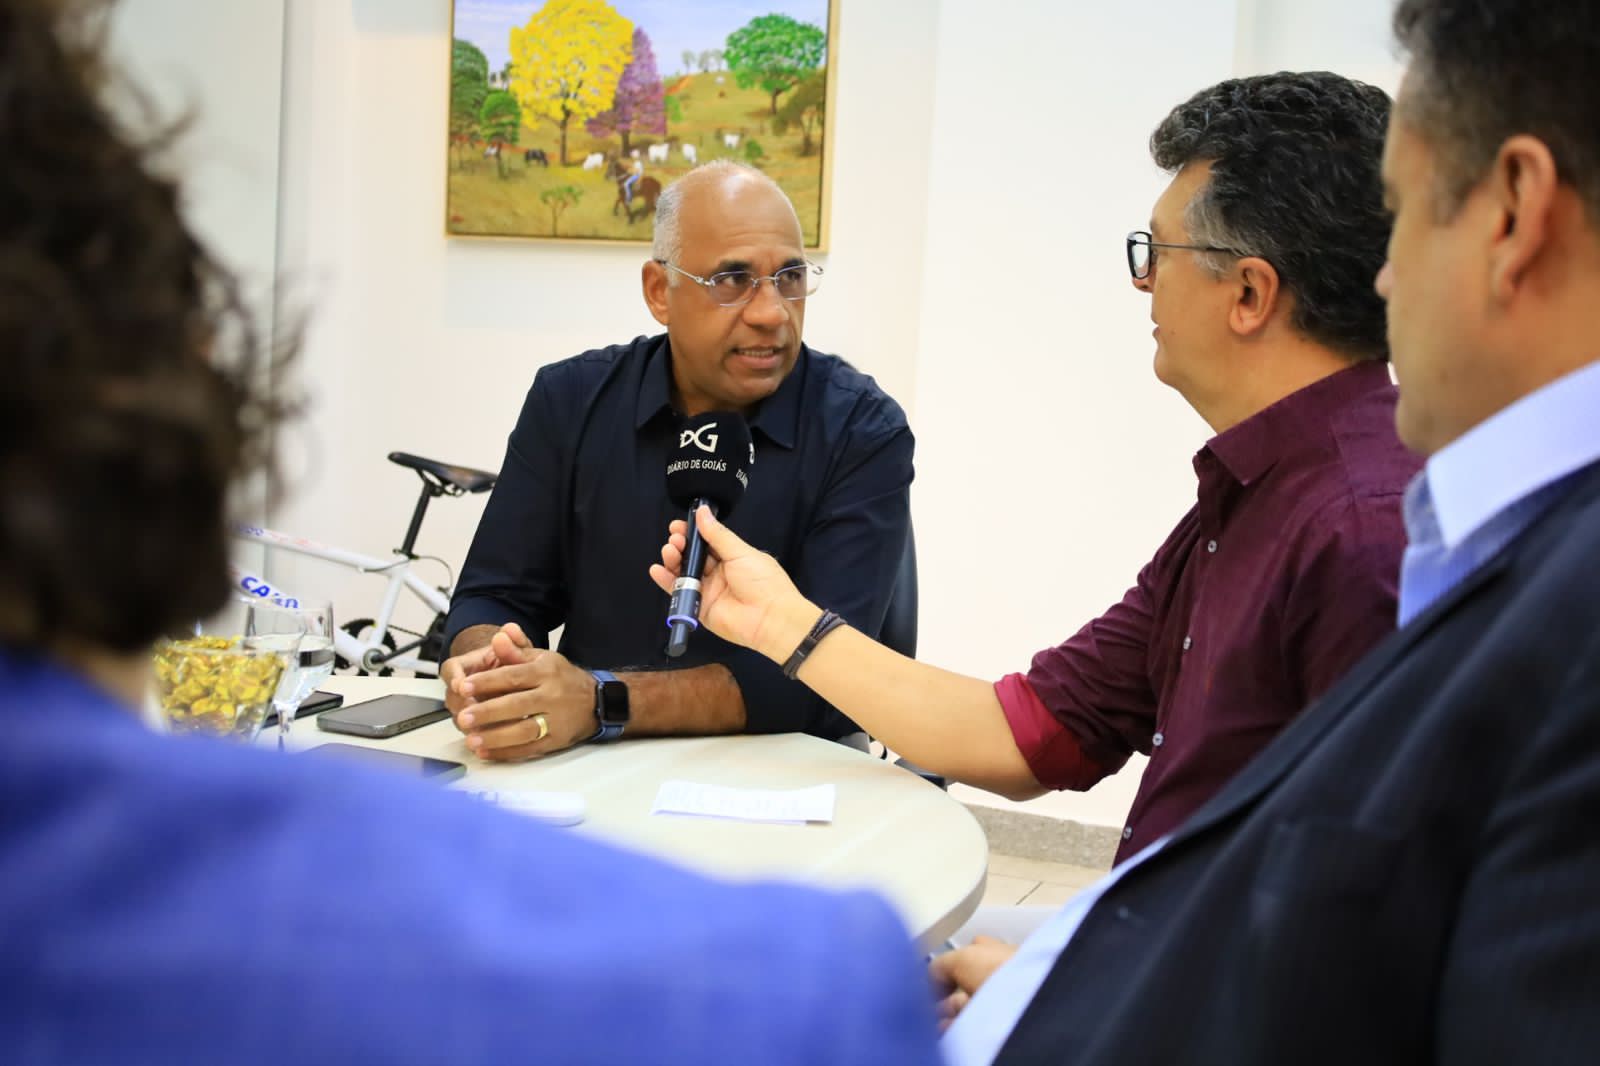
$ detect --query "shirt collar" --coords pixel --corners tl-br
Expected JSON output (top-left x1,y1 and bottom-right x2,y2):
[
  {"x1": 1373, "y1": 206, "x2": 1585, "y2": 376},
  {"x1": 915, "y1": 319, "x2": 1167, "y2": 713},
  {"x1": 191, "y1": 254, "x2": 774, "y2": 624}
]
[
  {"x1": 633, "y1": 336, "x2": 807, "y2": 450},
  {"x1": 1420, "y1": 358, "x2": 1600, "y2": 549},
  {"x1": 633, "y1": 335, "x2": 676, "y2": 429},
  {"x1": 746, "y1": 346, "x2": 806, "y2": 450},
  {"x1": 1401, "y1": 472, "x2": 1441, "y2": 549},
  {"x1": 1204, "y1": 360, "x2": 1393, "y2": 486}
]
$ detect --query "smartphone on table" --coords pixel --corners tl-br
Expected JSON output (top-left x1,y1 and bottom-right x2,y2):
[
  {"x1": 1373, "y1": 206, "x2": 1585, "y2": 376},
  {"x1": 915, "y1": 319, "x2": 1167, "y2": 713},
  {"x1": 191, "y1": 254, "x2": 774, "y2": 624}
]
[
  {"x1": 302, "y1": 742, "x2": 466, "y2": 783},
  {"x1": 316, "y1": 694, "x2": 450, "y2": 739}
]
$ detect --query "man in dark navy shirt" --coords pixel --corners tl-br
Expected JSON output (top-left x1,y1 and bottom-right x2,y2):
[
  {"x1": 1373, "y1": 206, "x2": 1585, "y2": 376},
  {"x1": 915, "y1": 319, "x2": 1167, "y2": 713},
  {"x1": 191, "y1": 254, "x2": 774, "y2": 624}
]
[
  {"x1": 442, "y1": 161, "x2": 914, "y2": 759},
  {"x1": 0, "y1": 8, "x2": 939, "y2": 1060}
]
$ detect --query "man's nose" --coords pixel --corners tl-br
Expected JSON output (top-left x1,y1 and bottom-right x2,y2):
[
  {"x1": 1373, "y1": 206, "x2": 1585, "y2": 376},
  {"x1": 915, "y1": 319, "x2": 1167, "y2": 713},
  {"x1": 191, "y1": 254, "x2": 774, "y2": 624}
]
[{"x1": 742, "y1": 278, "x2": 789, "y2": 325}]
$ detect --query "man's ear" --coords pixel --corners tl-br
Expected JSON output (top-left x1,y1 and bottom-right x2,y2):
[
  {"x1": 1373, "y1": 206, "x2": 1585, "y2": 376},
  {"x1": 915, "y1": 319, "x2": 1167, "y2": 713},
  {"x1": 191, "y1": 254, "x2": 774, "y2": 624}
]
[
  {"x1": 1486, "y1": 134, "x2": 1559, "y2": 304},
  {"x1": 643, "y1": 259, "x2": 671, "y2": 326},
  {"x1": 1228, "y1": 256, "x2": 1282, "y2": 338}
]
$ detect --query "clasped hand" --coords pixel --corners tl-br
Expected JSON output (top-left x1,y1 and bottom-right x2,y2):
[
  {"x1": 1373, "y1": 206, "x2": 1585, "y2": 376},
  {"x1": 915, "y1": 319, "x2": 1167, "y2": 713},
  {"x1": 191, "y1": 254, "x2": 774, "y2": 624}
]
[
  {"x1": 928, "y1": 936, "x2": 1019, "y2": 1032},
  {"x1": 441, "y1": 623, "x2": 596, "y2": 761}
]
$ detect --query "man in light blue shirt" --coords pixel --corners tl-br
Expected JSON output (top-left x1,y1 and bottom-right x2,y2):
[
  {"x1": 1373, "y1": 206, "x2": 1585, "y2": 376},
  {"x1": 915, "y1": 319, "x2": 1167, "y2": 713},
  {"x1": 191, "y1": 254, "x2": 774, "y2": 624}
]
[{"x1": 1396, "y1": 359, "x2": 1600, "y2": 625}]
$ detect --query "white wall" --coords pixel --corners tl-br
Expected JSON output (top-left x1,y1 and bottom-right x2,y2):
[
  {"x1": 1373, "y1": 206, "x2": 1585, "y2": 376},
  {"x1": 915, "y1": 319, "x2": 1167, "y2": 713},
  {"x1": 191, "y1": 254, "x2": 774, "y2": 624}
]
[
  {"x1": 117, "y1": 0, "x2": 1409, "y2": 830},
  {"x1": 1234, "y1": 0, "x2": 1404, "y2": 91},
  {"x1": 107, "y1": 0, "x2": 285, "y2": 310},
  {"x1": 269, "y1": 0, "x2": 941, "y2": 641},
  {"x1": 910, "y1": 1, "x2": 1234, "y2": 827},
  {"x1": 106, "y1": 0, "x2": 285, "y2": 575}
]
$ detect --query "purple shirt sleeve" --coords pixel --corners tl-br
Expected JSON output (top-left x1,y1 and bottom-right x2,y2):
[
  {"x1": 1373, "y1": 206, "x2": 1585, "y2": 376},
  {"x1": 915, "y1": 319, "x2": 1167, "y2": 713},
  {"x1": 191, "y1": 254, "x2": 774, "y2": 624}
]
[
  {"x1": 1004, "y1": 543, "x2": 1181, "y2": 786},
  {"x1": 994, "y1": 672, "x2": 1115, "y2": 790}
]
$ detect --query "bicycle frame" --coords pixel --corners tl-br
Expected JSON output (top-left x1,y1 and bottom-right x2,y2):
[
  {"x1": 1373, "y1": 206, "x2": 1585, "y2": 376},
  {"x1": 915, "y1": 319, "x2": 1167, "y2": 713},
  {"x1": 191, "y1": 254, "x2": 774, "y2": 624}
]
[{"x1": 231, "y1": 523, "x2": 451, "y2": 675}]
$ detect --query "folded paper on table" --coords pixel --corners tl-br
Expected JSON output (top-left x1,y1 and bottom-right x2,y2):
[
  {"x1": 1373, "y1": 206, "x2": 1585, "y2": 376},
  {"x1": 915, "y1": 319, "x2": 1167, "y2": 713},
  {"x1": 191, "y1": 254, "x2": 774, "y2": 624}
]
[{"x1": 652, "y1": 780, "x2": 836, "y2": 824}]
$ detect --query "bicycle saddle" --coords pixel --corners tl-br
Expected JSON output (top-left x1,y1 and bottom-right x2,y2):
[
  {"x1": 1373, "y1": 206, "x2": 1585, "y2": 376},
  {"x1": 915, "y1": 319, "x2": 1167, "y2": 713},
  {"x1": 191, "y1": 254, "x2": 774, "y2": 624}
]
[{"x1": 387, "y1": 452, "x2": 497, "y2": 494}]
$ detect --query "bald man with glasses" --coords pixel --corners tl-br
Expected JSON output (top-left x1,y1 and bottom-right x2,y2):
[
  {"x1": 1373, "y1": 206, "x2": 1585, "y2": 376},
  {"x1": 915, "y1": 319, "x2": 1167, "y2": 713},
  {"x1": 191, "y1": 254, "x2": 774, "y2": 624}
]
[{"x1": 441, "y1": 160, "x2": 914, "y2": 761}]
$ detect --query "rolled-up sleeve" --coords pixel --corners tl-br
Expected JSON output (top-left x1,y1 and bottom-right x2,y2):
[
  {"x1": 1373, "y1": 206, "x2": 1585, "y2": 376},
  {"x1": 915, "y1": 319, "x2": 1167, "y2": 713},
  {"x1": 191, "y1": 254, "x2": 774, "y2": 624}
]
[
  {"x1": 735, "y1": 410, "x2": 915, "y2": 736},
  {"x1": 444, "y1": 369, "x2": 570, "y2": 651},
  {"x1": 993, "y1": 673, "x2": 1115, "y2": 791},
  {"x1": 1008, "y1": 552, "x2": 1171, "y2": 788}
]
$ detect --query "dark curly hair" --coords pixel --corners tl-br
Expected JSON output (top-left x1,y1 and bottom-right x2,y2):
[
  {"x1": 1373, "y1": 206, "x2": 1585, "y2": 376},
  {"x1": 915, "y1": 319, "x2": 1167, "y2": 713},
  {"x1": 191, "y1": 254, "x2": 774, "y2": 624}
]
[
  {"x1": 1150, "y1": 72, "x2": 1393, "y2": 363},
  {"x1": 0, "y1": 0, "x2": 293, "y2": 653},
  {"x1": 1394, "y1": 0, "x2": 1600, "y2": 223}
]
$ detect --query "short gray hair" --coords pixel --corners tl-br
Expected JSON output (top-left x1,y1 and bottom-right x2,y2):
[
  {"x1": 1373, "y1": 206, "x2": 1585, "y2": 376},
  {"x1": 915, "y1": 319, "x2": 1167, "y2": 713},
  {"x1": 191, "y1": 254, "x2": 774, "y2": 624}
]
[{"x1": 651, "y1": 161, "x2": 792, "y2": 268}]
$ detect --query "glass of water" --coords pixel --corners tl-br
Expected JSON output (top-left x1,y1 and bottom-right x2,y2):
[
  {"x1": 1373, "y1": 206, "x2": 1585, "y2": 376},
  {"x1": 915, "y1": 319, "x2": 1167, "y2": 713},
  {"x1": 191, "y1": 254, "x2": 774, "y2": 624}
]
[{"x1": 243, "y1": 599, "x2": 335, "y2": 747}]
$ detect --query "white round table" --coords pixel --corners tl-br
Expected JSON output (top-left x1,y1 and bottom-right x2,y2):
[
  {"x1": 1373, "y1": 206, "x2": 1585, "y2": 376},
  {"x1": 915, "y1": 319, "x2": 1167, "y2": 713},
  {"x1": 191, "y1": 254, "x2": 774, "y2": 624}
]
[{"x1": 294, "y1": 677, "x2": 988, "y2": 950}]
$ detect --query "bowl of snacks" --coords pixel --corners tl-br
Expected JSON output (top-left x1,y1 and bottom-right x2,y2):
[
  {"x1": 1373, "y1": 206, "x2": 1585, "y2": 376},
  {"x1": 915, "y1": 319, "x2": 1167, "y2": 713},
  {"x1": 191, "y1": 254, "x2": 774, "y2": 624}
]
[{"x1": 151, "y1": 636, "x2": 285, "y2": 740}]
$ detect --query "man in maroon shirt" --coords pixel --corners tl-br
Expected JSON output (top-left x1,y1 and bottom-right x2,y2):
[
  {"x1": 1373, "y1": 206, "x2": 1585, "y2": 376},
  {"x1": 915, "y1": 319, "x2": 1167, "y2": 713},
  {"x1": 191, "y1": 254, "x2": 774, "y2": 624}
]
[
  {"x1": 661, "y1": 71, "x2": 1416, "y2": 843},
  {"x1": 1028, "y1": 74, "x2": 1421, "y2": 862},
  {"x1": 652, "y1": 69, "x2": 1417, "y2": 970}
]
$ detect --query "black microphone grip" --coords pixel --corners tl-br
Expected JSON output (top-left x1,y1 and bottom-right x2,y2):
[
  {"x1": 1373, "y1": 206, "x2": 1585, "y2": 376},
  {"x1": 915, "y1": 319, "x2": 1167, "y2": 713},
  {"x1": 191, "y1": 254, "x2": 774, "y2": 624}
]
[{"x1": 665, "y1": 499, "x2": 718, "y2": 657}]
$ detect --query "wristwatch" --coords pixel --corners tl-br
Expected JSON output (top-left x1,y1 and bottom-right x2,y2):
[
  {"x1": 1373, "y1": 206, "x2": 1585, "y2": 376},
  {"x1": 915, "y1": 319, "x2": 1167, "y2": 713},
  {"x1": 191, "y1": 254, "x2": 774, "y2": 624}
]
[{"x1": 589, "y1": 669, "x2": 630, "y2": 742}]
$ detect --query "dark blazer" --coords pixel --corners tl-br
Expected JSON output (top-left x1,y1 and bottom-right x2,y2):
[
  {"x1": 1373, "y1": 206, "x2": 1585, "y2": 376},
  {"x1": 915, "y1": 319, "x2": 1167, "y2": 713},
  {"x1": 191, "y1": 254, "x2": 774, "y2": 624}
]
[{"x1": 997, "y1": 459, "x2": 1600, "y2": 1065}]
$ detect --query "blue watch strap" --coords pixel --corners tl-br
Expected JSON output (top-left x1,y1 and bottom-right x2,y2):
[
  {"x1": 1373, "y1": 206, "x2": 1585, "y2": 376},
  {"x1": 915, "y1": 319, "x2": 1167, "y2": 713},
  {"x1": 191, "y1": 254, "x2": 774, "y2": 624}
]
[{"x1": 590, "y1": 669, "x2": 626, "y2": 742}]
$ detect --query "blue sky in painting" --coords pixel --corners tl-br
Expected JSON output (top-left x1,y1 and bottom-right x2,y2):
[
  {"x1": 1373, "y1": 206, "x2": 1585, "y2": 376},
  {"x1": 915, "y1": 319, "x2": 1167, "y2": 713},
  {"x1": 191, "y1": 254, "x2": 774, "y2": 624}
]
[{"x1": 453, "y1": 1, "x2": 830, "y2": 77}]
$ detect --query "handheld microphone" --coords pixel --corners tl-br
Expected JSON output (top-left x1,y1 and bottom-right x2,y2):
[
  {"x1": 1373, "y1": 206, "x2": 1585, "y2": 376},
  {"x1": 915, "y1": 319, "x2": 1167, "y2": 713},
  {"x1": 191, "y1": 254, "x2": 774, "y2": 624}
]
[{"x1": 663, "y1": 410, "x2": 753, "y2": 657}]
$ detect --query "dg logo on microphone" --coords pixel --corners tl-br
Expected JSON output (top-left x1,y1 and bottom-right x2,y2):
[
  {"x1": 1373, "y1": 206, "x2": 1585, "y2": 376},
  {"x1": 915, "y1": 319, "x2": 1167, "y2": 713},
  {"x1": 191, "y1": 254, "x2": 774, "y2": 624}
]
[{"x1": 680, "y1": 422, "x2": 720, "y2": 453}]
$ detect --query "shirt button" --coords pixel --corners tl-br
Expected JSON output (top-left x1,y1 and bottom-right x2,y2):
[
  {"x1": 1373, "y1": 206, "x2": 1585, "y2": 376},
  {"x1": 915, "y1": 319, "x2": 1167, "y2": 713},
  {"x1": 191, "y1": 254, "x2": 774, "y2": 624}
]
[
  {"x1": 1182, "y1": 636, "x2": 1193, "y2": 651},
  {"x1": 1206, "y1": 539, "x2": 1218, "y2": 553},
  {"x1": 1122, "y1": 826, "x2": 1134, "y2": 840},
  {"x1": 1152, "y1": 732, "x2": 1165, "y2": 747}
]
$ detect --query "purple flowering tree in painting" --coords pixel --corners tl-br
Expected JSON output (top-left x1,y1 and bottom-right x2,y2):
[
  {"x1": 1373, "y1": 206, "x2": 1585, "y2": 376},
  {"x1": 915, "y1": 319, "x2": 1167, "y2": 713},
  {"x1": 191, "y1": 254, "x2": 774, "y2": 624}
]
[{"x1": 586, "y1": 27, "x2": 667, "y2": 156}]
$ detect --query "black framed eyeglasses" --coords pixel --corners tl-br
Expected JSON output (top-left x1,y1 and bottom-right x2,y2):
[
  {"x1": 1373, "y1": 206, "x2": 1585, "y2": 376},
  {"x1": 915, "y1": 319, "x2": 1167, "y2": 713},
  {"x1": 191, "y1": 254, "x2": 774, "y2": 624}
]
[
  {"x1": 1125, "y1": 230, "x2": 1249, "y2": 280},
  {"x1": 654, "y1": 258, "x2": 823, "y2": 306}
]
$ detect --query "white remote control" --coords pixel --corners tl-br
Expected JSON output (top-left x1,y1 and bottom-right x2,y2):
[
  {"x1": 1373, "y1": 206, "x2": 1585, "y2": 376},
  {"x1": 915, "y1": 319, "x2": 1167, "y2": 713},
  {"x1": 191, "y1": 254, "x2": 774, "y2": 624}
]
[{"x1": 466, "y1": 789, "x2": 587, "y2": 826}]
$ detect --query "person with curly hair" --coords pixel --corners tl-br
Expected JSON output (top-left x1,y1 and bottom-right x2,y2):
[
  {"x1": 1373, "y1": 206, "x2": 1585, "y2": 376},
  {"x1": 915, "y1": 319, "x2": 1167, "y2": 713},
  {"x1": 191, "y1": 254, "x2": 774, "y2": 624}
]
[{"x1": 0, "y1": 4, "x2": 940, "y2": 1062}]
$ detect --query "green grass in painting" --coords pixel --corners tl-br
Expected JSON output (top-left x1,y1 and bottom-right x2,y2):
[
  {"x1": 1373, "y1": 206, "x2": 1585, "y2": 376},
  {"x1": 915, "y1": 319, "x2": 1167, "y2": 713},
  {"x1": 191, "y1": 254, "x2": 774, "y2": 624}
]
[{"x1": 446, "y1": 71, "x2": 826, "y2": 244}]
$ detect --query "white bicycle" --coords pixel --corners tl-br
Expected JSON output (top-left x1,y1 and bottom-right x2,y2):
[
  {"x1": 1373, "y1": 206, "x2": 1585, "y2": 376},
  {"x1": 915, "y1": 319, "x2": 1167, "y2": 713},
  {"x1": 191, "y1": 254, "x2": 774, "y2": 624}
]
[{"x1": 229, "y1": 452, "x2": 497, "y2": 676}]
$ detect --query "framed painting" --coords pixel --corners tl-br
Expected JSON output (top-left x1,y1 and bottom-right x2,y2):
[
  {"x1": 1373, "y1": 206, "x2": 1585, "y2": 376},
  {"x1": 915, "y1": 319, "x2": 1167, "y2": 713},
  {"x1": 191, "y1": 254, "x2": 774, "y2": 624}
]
[{"x1": 447, "y1": 0, "x2": 837, "y2": 248}]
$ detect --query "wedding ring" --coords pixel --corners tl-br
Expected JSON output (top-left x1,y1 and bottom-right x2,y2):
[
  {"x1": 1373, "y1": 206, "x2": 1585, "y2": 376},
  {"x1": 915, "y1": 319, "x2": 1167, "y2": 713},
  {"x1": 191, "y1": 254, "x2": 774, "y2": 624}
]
[{"x1": 533, "y1": 713, "x2": 549, "y2": 741}]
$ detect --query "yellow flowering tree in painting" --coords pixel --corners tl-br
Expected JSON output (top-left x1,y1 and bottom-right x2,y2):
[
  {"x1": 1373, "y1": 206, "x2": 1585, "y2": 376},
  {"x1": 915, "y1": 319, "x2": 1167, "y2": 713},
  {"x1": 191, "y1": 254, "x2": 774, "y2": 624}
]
[{"x1": 509, "y1": 0, "x2": 633, "y2": 167}]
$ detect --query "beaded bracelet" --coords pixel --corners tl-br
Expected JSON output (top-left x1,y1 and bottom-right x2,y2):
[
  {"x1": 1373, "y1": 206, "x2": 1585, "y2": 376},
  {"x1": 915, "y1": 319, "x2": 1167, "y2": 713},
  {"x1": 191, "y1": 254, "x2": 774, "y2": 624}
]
[{"x1": 781, "y1": 609, "x2": 847, "y2": 680}]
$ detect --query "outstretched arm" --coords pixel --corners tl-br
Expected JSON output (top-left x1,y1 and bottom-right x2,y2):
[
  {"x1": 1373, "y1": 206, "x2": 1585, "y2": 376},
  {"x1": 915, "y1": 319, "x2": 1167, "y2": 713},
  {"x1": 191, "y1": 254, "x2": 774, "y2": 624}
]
[{"x1": 651, "y1": 506, "x2": 1045, "y2": 798}]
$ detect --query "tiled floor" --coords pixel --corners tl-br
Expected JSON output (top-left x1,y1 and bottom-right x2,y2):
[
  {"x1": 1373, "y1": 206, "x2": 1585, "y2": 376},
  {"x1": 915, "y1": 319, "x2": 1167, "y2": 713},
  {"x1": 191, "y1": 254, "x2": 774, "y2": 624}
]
[{"x1": 981, "y1": 851, "x2": 1109, "y2": 907}]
